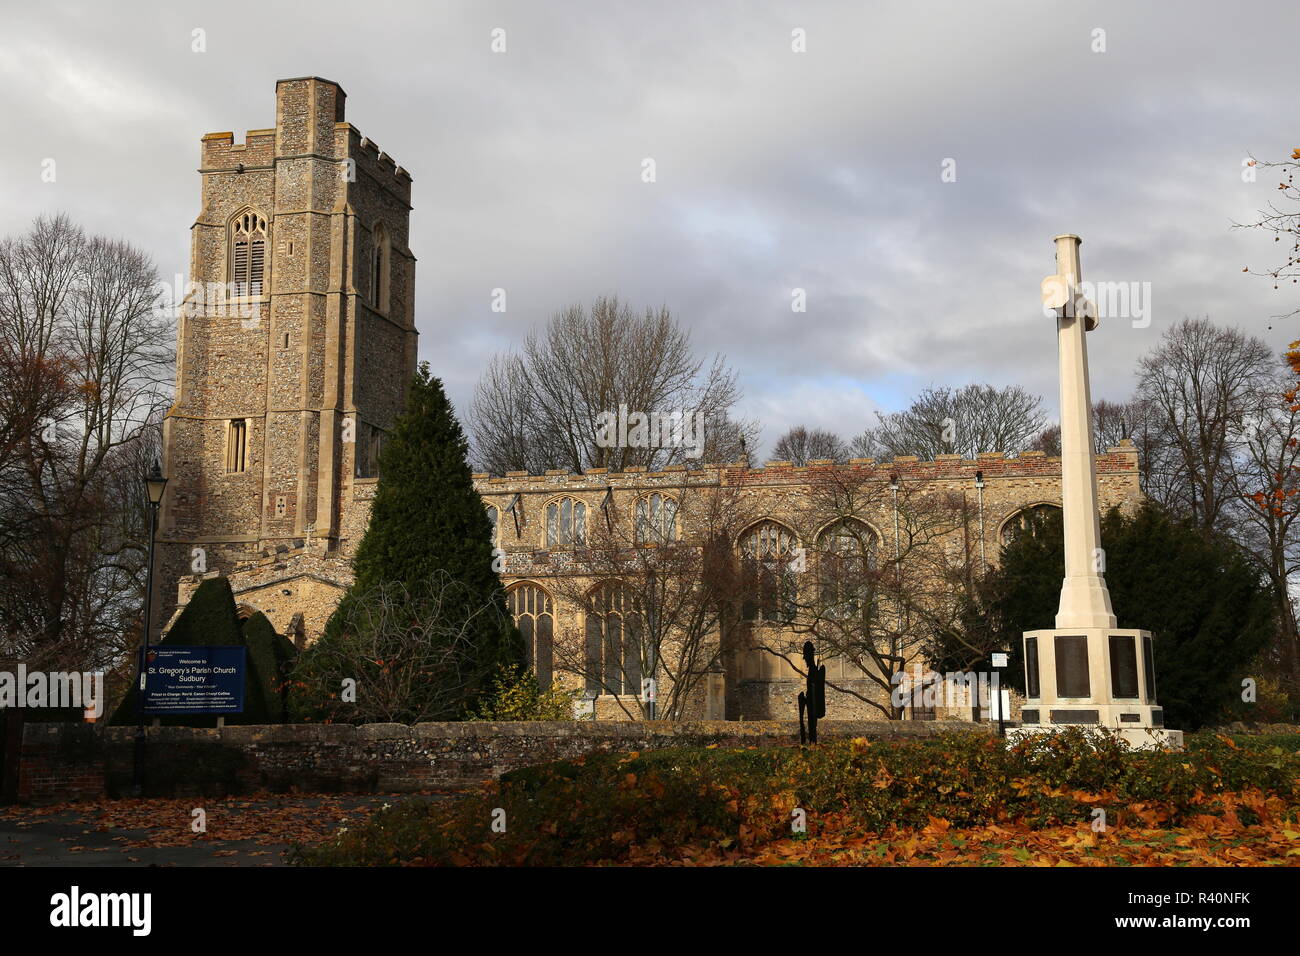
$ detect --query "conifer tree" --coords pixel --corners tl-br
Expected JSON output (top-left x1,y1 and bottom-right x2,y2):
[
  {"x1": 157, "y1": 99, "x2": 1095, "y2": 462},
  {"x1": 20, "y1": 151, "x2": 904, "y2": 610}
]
[{"x1": 300, "y1": 363, "x2": 523, "y2": 720}]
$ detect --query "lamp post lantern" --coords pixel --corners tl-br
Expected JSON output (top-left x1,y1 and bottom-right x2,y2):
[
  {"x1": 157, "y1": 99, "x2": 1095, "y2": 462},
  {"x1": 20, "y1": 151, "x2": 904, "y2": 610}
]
[{"x1": 132, "y1": 460, "x2": 168, "y2": 796}]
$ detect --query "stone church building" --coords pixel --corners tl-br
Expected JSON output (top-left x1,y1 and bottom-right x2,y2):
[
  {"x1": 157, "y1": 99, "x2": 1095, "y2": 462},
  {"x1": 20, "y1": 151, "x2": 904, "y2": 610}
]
[{"x1": 157, "y1": 78, "x2": 1143, "y2": 721}]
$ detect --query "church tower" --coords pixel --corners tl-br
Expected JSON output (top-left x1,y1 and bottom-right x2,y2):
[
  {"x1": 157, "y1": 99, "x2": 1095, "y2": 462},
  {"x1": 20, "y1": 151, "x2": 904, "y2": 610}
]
[{"x1": 158, "y1": 78, "x2": 417, "y2": 634}]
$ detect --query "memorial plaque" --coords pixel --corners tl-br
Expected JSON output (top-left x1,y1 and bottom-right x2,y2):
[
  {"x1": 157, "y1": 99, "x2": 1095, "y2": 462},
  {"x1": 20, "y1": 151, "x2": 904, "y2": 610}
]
[
  {"x1": 1108, "y1": 634, "x2": 1139, "y2": 699},
  {"x1": 1142, "y1": 635, "x2": 1157, "y2": 703},
  {"x1": 1024, "y1": 636, "x2": 1040, "y2": 698},
  {"x1": 1054, "y1": 634, "x2": 1090, "y2": 698}
]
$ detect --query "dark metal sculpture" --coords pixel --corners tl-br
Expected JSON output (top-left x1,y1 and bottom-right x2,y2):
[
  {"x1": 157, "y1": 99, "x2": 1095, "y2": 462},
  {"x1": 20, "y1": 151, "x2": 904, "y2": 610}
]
[{"x1": 797, "y1": 640, "x2": 826, "y2": 744}]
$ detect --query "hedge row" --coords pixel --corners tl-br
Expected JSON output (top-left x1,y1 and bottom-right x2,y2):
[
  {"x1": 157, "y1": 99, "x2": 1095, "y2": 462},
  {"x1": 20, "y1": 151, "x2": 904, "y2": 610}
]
[{"x1": 291, "y1": 729, "x2": 1300, "y2": 866}]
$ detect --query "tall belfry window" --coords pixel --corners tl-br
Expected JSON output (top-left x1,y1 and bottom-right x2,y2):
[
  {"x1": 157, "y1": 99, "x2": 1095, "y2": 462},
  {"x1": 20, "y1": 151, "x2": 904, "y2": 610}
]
[
  {"x1": 230, "y1": 211, "x2": 268, "y2": 296},
  {"x1": 355, "y1": 423, "x2": 385, "y2": 479},
  {"x1": 371, "y1": 221, "x2": 390, "y2": 313},
  {"x1": 226, "y1": 419, "x2": 249, "y2": 473}
]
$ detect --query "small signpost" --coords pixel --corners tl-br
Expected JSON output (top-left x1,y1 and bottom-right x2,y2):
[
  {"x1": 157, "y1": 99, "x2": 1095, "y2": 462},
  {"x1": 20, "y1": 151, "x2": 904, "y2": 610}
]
[
  {"x1": 991, "y1": 652, "x2": 1009, "y2": 738},
  {"x1": 140, "y1": 646, "x2": 246, "y2": 716}
]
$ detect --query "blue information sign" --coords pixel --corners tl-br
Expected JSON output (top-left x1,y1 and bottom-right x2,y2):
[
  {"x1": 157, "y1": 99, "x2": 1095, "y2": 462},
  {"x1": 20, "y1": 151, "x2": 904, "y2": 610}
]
[{"x1": 140, "y1": 646, "x2": 246, "y2": 715}]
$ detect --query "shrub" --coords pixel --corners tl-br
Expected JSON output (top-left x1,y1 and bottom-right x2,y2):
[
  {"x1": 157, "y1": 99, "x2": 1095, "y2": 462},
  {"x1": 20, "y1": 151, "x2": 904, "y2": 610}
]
[
  {"x1": 1220, "y1": 674, "x2": 1299, "y2": 724},
  {"x1": 289, "y1": 572, "x2": 517, "y2": 724},
  {"x1": 465, "y1": 665, "x2": 577, "y2": 721},
  {"x1": 318, "y1": 362, "x2": 523, "y2": 720},
  {"x1": 994, "y1": 504, "x2": 1276, "y2": 729},
  {"x1": 110, "y1": 578, "x2": 296, "y2": 727},
  {"x1": 291, "y1": 729, "x2": 1300, "y2": 866}
]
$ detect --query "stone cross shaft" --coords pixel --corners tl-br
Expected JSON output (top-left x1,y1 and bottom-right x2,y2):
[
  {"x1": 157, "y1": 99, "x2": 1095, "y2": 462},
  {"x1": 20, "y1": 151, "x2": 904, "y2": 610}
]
[{"x1": 1047, "y1": 234, "x2": 1116, "y2": 629}]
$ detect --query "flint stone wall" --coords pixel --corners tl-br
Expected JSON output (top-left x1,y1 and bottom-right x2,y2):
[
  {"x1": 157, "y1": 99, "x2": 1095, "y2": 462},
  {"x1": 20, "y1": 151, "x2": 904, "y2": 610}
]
[{"x1": 12, "y1": 719, "x2": 992, "y2": 804}]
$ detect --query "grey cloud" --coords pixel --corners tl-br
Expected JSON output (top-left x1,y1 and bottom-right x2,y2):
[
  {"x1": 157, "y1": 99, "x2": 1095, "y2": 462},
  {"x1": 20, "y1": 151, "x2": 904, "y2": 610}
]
[{"x1": 2, "y1": 0, "x2": 1296, "y2": 458}]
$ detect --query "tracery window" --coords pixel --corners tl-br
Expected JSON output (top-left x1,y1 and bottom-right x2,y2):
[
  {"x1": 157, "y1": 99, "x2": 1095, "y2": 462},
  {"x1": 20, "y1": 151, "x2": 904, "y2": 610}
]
[
  {"x1": 584, "y1": 584, "x2": 642, "y2": 696},
  {"x1": 507, "y1": 583, "x2": 553, "y2": 686},
  {"x1": 230, "y1": 211, "x2": 268, "y2": 296},
  {"x1": 816, "y1": 519, "x2": 878, "y2": 619},
  {"x1": 546, "y1": 497, "x2": 586, "y2": 548},
  {"x1": 740, "y1": 520, "x2": 798, "y2": 623},
  {"x1": 634, "y1": 493, "x2": 678, "y2": 544},
  {"x1": 1000, "y1": 504, "x2": 1062, "y2": 548}
]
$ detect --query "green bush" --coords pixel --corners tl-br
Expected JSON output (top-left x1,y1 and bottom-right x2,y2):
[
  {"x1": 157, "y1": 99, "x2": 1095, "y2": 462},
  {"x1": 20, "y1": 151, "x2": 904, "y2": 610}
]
[
  {"x1": 1220, "y1": 674, "x2": 1299, "y2": 724},
  {"x1": 288, "y1": 573, "x2": 519, "y2": 724},
  {"x1": 466, "y1": 665, "x2": 578, "y2": 721},
  {"x1": 110, "y1": 578, "x2": 296, "y2": 727},
  {"x1": 993, "y1": 504, "x2": 1276, "y2": 729},
  {"x1": 291, "y1": 729, "x2": 1300, "y2": 866}
]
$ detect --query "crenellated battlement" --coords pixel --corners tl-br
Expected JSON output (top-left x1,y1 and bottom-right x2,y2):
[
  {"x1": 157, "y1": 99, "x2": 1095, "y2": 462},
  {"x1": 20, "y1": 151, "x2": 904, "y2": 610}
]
[
  {"x1": 195, "y1": 77, "x2": 411, "y2": 191},
  {"x1": 334, "y1": 124, "x2": 414, "y2": 191},
  {"x1": 160, "y1": 77, "x2": 419, "y2": 644},
  {"x1": 200, "y1": 128, "x2": 277, "y2": 169},
  {"x1": 469, "y1": 440, "x2": 1138, "y2": 493}
]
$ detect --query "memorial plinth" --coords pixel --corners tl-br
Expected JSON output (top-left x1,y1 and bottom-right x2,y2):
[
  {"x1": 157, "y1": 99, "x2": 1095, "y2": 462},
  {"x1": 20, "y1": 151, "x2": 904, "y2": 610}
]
[{"x1": 1013, "y1": 235, "x2": 1182, "y2": 750}]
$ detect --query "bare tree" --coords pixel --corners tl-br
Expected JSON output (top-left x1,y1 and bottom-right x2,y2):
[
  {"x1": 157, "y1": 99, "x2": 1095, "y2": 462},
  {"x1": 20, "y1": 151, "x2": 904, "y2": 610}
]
[
  {"x1": 1234, "y1": 149, "x2": 1300, "y2": 321},
  {"x1": 750, "y1": 468, "x2": 970, "y2": 719},
  {"x1": 1030, "y1": 397, "x2": 1154, "y2": 461},
  {"x1": 543, "y1": 483, "x2": 755, "y2": 719},
  {"x1": 469, "y1": 297, "x2": 757, "y2": 474},
  {"x1": 1093, "y1": 399, "x2": 1143, "y2": 450},
  {"x1": 1029, "y1": 424, "x2": 1061, "y2": 457},
  {"x1": 0, "y1": 215, "x2": 172, "y2": 671},
  {"x1": 1231, "y1": 364, "x2": 1300, "y2": 689},
  {"x1": 1136, "y1": 318, "x2": 1274, "y2": 534},
  {"x1": 851, "y1": 384, "x2": 1047, "y2": 460},
  {"x1": 291, "y1": 571, "x2": 515, "y2": 724},
  {"x1": 771, "y1": 425, "x2": 849, "y2": 465}
]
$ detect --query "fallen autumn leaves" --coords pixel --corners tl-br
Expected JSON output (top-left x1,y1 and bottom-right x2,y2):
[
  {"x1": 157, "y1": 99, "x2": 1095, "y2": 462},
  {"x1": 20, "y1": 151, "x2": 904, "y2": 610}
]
[{"x1": 293, "y1": 730, "x2": 1300, "y2": 867}]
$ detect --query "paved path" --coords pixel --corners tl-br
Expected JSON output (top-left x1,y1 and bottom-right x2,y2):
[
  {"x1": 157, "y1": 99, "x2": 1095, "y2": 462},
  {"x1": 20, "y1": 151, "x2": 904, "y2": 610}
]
[{"x1": 0, "y1": 793, "x2": 452, "y2": 867}]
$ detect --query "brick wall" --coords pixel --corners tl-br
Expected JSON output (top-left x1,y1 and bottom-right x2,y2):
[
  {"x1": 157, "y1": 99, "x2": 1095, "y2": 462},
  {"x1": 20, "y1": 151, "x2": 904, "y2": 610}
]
[{"x1": 12, "y1": 719, "x2": 993, "y2": 804}]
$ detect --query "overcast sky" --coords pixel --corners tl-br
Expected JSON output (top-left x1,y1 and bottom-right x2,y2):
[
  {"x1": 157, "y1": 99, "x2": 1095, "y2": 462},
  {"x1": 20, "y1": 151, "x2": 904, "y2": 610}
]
[{"x1": 3, "y1": 0, "x2": 1297, "y2": 458}]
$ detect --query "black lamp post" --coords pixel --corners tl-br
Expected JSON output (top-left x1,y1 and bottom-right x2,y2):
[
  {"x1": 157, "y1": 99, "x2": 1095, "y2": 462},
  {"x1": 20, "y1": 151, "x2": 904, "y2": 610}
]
[{"x1": 132, "y1": 460, "x2": 168, "y2": 797}]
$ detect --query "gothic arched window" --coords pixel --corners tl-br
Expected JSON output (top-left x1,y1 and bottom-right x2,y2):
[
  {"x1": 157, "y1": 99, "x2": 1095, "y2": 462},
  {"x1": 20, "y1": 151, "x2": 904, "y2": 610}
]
[
  {"x1": 354, "y1": 423, "x2": 385, "y2": 479},
  {"x1": 230, "y1": 211, "x2": 268, "y2": 296},
  {"x1": 816, "y1": 519, "x2": 878, "y2": 619},
  {"x1": 584, "y1": 584, "x2": 642, "y2": 697},
  {"x1": 1001, "y1": 503, "x2": 1062, "y2": 548},
  {"x1": 486, "y1": 505, "x2": 500, "y2": 547},
  {"x1": 546, "y1": 497, "x2": 586, "y2": 548},
  {"x1": 739, "y1": 520, "x2": 798, "y2": 623},
  {"x1": 226, "y1": 418, "x2": 249, "y2": 473},
  {"x1": 507, "y1": 583, "x2": 553, "y2": 686},
  {"x1": 634, "y1": 493, "x2": 678, "y2": 544}
]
